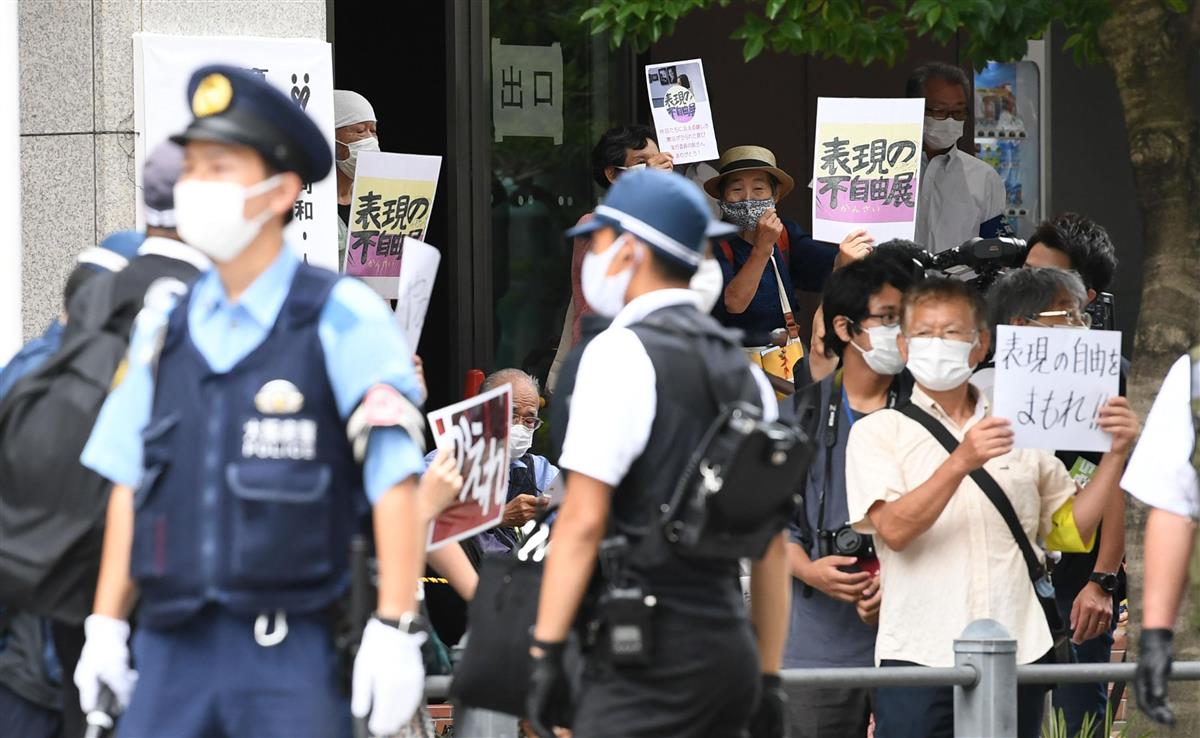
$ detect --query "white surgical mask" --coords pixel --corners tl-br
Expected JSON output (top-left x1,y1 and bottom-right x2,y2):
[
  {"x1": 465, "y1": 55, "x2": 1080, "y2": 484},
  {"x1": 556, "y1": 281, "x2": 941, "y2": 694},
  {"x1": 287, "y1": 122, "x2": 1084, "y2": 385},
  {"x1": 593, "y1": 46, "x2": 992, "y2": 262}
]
[
  {"x1": 173, "y1": 175, "x2": 283, "y2": 263},
  {"x1": 616, "y1": 163, "x2": 647, "y2": 173},
  {"x1": 509, "y1": 423, "x2": 534, "y2": 458},
  {"x1": 923, "y1": 116, "x2": 965, "y2": 151},
  {"x1": 905, "y1": 336, "x2": 977, "y2": 392},
  {"x1": 336, "y1": 136, "x2": 380, "y2": 179},
  {"x1": 850, "y1": 324, "x2": 905, "y2": 375},
  {"x1": 581, "y1": 235, "x2": 638, "y2": 318},
  {"x1": 689, "y1": 257, "x2": 723, "y2": 314}
]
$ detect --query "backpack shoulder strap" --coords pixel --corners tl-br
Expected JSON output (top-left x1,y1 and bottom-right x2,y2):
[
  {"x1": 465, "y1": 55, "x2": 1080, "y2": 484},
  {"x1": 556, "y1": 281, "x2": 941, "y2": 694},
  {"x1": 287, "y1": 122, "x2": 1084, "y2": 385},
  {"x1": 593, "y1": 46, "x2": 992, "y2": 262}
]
[
  {"x1": 897, "y1": 402, "x2": 1046, "y2": 583},
  {"x1": 717, "y1": 239, "x2": 734, "y2": 266},
  {"x1": 777, "y1": 223, "x2": 790, "y2": 261}
]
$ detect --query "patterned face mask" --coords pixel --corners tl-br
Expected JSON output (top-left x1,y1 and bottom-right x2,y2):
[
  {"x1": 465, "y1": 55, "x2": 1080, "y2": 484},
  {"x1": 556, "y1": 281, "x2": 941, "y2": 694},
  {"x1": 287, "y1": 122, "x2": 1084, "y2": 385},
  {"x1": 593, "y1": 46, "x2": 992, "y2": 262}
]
[{"x1": 720, "y1": 198, "x2": 775, "y2": 231}]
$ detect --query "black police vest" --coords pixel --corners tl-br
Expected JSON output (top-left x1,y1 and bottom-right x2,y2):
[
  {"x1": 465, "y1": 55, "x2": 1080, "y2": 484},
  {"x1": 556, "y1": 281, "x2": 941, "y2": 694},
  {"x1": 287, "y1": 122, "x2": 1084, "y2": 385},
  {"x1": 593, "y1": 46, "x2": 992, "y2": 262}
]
[
  {"x1": 614, "y1": 303, "x2": 761, "y2": 620},
  {"x1": 131, "y1": 263, "x2": 361, "y2": 628}
]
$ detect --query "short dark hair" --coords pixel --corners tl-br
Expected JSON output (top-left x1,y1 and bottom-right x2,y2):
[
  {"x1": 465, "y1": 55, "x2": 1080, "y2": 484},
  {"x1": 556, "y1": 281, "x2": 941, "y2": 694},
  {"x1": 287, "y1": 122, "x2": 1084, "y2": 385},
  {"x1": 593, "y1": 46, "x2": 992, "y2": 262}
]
[
  {"x1": 646, "y1": 245, "x2": 696, "y2": 284},
  {"x1": 591, "y1": 124, "x2": 658, "y2": 190},
  {"x1": 901, "y1": 277, "x2": 988, "y2": 333},
  {"x1": 906, "y1": 62, "x2": 971, "y2": 99},
  {"x1": 1027, "y1": 213, "x2": 1117, "y2": 293},
  {"x1": 821, "y1": 258, "x2": 905, "y2": 359},
  {"x1": 867, "y1": 239, "x2": 927, "y2": 292}
]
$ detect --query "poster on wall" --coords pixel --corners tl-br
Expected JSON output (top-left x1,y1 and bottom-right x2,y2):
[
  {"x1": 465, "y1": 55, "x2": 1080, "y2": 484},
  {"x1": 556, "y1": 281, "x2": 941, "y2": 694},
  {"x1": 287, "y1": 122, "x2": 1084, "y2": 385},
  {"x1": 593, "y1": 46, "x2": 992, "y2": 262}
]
[
  {"x1": 342, "y1": 151, "x2": 441, "y2": 297},
  {"x1": 644, "y1": 58, "x2": 718, "y2": 164},
  {"x1": 811, "y1": 97, "x2": 925, "y2": 244},
  {"x1": 133, "y1": 33, "x2": 338, "y2": 270}
]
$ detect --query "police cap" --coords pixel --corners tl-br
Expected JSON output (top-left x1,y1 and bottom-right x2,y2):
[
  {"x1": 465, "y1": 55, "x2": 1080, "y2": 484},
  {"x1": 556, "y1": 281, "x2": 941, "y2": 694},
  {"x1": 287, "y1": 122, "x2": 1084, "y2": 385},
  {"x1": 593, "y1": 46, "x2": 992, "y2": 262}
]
[{"x1": 171, "y1": 64, "x2": 332, "y2": 184}]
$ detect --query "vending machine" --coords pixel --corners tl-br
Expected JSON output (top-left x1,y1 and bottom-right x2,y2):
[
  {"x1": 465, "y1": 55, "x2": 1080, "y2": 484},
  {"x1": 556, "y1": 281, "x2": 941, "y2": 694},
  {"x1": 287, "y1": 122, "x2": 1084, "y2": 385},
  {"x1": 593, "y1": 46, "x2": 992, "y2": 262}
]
[{"x1": 973, "y1": 40, "x2": 1050, "y2": 238}]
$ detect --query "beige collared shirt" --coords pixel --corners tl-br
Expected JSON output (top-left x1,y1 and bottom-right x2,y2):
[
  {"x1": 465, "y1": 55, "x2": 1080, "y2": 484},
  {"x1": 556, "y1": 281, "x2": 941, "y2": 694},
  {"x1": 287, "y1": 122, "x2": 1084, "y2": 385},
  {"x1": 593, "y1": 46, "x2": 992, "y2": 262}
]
[{"x1": 845, "y1": 386, "x2": 1076, "y2": 666}]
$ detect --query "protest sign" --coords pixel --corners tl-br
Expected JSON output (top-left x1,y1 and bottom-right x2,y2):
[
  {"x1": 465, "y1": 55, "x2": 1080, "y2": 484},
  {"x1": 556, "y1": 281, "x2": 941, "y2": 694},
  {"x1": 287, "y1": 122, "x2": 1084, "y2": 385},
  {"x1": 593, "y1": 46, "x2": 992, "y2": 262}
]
[
  {"x1": 133, "y1": 33, "x2": 337, "y2": 270},
  {"x1": 343, "y1": 152, "x2": 442, "y2": 297},
  {"x1": 492, "y1": 39, "x2": 564, "y2": 144},
  {"x1": 392, "y1": 237, "x2": 440, "y2": 351},
  {"x1": 645, "y1": 59, "x2": 718, "y2": 164},
  {"x1": 992, "y1": 325, "x2": 1122, "y2": 452},
  {"x1": 426, "y1": 385, "x2": 512, "y2": 551},
  {"x1": 811, "y1": 98, "x2": 925, "y2": 244}
]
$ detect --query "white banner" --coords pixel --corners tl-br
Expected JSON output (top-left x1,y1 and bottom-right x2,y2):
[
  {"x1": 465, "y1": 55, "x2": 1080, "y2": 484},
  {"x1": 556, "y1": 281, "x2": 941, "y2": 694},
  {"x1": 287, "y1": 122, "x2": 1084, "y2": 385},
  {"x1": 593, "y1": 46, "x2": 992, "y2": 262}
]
[
  {"x1": 993, "y1": 325, "x2": 1122, "y2": 452},
  {"x1": 645, "y1": 58, "x2": 719, "y2": 165},
  {"x1": 133, "y1": 33, "x2": 338, "y2": 270}
]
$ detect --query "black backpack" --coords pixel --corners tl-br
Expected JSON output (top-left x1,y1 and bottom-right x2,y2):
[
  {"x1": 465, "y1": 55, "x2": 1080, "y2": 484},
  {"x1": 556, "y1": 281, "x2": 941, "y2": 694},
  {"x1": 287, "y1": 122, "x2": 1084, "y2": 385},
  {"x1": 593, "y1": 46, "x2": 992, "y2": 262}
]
[{"x1": 0, "y1": 268, "x2": 187, "y2": 625}]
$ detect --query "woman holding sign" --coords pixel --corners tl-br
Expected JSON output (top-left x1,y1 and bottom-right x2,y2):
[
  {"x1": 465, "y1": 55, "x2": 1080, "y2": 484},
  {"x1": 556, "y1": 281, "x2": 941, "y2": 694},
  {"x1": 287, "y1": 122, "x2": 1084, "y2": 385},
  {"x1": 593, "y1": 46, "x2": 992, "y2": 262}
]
[{"x1": 704, "y1": 146, "x2": 874, "y2": 396}]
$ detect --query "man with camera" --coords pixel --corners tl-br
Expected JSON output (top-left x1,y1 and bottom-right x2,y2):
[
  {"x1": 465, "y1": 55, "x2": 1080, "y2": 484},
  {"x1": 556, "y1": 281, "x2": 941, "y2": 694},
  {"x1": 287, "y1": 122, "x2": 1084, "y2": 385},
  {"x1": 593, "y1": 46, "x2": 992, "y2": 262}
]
[
  {"x1": 982, "y1": 267, "x2": 1129, "y2": 735},
  {"x1": 784, "y1": 257, "x2": 919, "y2": 737},
  {"x1": 844, "y1": 278, "x2": 1138, "y2": 738},
  {"x1": 524, "y1": 168, "x2": 793, "y2": 738}
]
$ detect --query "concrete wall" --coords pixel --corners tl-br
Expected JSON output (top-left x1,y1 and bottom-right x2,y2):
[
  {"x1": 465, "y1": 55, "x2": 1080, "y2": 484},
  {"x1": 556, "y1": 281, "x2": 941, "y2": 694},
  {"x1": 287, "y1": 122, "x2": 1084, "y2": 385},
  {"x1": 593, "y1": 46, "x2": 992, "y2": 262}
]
[{"x1": 17, "y1": 0, "x2": 326, "y2": 339}]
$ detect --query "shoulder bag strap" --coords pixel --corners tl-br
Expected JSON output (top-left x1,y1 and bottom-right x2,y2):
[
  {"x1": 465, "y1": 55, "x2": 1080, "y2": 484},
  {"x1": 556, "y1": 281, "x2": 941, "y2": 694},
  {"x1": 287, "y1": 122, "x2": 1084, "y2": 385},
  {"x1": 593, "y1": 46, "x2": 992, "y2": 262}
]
[
  {"x1": 768, "y1": 254, "x2": 800, "y2": 341},
  {"x1": 897, "y1": 403, "x2": 1046, "y2": 584}
]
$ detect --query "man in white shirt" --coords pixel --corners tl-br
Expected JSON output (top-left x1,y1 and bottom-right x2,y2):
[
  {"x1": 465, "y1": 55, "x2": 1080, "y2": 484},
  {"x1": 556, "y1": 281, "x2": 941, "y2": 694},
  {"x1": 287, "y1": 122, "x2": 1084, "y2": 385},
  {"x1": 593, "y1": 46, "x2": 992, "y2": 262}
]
[
  {"x1": 1123, "y1": 350, "x2": 1200, "y2": 726},
  {"x1": 909, "y1": 63, "x2": 1008, "y2": 253},
  {"x1": 524, "y1": 168, "x2": 791, "y2": 738},
  {"x1": 844, "y1": 277, "x2": 1138, "y2": 738}
]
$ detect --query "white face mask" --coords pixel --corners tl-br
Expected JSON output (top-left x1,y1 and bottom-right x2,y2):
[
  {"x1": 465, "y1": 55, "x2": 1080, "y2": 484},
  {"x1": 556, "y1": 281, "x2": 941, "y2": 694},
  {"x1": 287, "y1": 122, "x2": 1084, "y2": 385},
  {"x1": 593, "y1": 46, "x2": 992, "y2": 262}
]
[
  {"x1": 689, "y1": 257, "x2": 723, "y2": 314},
  {"x1": 336, "y1": 136, "x2": 380, "y2": 179},
  {"x1": 509, "y1": 423, "x2": 534, "y2": 458},
  {"x1": 850, "y1": 324, "x2": 905, "y2": 375},
  {"x1": 923, "y1": 116, "x2": 965, "y2": 151},
  {"x1": 905, "y1": 336, "x2": 977, "y2": 392},
  {"x1": 581, "y1": 235, "x2": 638, "y2": 318},
  {"x1": 173, "y1": 175, "x2": 283, "y2": 263}
]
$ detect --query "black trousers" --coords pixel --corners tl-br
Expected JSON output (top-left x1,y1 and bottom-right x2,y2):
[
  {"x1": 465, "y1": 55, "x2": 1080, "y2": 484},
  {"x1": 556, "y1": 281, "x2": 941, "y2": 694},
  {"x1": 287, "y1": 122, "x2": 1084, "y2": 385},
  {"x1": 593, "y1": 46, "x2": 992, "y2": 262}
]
[
  {"x1": 874, "y1": 659, "x2": 1046, "y2": 738},
  {"x1": 571, "y1": 612, "x2": 760, "y2": 738},
  {"x1": 784, "y1": 684, "x2": 873, "y2": 738},
  {"x1": 50, "y1": 622, "x2": 83, "y2": 738}
]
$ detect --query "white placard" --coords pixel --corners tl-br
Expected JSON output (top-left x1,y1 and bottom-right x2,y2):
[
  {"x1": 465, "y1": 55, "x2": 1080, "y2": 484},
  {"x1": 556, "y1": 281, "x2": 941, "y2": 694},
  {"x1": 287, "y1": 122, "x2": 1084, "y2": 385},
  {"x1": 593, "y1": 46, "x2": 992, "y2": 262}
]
[
  {"x1": 392, "y1": 237, "x2": 440, "y2": 352},
  {"x1": 133, "y1": 33, "x2": 337, "y2": 270},
  {"x1": 645, "y1": 59, "x2": 719, "y2": 165},
  {"x1": 811, "y1": 98, "x2": 925, "y2": 244},
  {"x1": 492, "y1": 39, "x2": 563, "y2": 144},
  {"x1": 993, "y1": 325, "x2": 1122, "y2": 452},
  {"x1": 343, "y1": 152, "x2": 442, "y2": 297}
]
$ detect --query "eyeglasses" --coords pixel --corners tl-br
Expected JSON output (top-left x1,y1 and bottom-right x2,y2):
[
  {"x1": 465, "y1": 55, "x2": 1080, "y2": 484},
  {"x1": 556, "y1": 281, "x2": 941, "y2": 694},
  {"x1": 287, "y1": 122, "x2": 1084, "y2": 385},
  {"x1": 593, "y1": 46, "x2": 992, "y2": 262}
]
[
  {"x1": 858, "y1": 313, "x2": 901, "y2": 328},
  {"x1": 925, "y1": 107, "x2": 968, "y2": 122},
  {"x1": 1030, "y1": 310, "x2": 1092, "y2": 328},
  {"x1": 513, "y1": 415, "x2": 544, "y2": 431},
  {"x1": 905, "y1": 328, "x2": 978, "y2": 343}
]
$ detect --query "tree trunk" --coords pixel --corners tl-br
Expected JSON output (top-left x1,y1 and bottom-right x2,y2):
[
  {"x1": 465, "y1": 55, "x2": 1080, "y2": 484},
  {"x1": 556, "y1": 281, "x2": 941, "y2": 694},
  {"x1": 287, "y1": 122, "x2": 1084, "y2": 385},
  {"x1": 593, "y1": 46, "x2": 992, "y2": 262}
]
[{"x1": 1098, "y1": 0, "x2": 1200, "y2": 732}]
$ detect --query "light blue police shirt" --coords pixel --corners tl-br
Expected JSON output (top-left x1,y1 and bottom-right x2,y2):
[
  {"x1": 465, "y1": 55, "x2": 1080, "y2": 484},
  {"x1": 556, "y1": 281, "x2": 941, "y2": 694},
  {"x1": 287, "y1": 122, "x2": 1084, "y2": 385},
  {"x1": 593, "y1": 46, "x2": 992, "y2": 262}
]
[{"x1": 81, "y1": 245, "x2": 425, "y2": 504}]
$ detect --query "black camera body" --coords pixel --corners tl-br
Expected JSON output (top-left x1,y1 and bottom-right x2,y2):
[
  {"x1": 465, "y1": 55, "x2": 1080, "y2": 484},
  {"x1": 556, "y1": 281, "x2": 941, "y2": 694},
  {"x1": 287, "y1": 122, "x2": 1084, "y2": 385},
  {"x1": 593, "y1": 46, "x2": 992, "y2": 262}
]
[
  {"x1": 926, "y1": 237, "x2": 1027, "y2": 294},
  {"x1": 817, "y1": 525, "x2": 875, "y2": 560}
]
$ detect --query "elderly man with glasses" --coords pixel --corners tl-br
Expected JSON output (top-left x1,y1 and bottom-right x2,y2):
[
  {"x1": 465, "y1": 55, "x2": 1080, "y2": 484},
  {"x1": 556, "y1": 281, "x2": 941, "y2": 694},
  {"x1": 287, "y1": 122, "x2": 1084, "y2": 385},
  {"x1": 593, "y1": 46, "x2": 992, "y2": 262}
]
[
  {"x1": 425, "y1": 368, "x2": 558, "y2": 560},
  {"x1": 843, "y1": 277, "x2": 1137, "y2": 738},
  {"x1": 908, "y1": 62, "x2": 1010, "y2": 253}
]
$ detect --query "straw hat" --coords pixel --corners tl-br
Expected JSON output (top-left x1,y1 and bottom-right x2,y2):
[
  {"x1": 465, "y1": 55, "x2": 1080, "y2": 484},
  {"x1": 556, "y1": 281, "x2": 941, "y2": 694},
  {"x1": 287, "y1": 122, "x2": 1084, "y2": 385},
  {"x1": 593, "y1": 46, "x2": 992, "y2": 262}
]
[{"x1": 702, "y1": 145, "x2": 795, "y2": 202}]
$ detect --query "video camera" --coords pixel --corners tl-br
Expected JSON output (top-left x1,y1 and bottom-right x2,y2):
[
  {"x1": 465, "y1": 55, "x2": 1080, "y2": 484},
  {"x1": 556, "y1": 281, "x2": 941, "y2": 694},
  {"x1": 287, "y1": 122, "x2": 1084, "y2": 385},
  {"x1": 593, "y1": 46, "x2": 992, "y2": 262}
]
[{"x1": 924, "y1": 237, "x2": 1028, "y2": 293}]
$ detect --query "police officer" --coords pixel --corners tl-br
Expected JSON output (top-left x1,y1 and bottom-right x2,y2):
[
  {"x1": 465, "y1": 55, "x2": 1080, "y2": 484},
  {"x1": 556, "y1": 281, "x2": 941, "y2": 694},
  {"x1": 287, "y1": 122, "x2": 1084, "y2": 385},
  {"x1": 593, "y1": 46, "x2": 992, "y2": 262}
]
[
  {"x1": 72, "y1": 65, "x2": 462, "y2": 737},
  {"x1": 1123, "y1": 348, "x2": 1199, "y2": 726},
  {"x1": 525, "y1": 169, "x2": 792, "y2": 738}
]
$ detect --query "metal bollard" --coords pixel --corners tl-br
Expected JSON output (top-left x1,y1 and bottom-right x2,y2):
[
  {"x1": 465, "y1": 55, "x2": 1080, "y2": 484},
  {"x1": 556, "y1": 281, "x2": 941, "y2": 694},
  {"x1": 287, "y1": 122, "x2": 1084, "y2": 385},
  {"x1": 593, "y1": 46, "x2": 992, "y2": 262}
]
[{"x1": 954, "y1": 619, "x2": 1017, "y2": 738}]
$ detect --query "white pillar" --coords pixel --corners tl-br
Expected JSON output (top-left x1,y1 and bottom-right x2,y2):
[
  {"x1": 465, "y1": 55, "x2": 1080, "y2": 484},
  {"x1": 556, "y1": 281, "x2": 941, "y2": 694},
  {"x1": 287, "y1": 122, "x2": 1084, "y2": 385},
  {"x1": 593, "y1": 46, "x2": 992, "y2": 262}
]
[{"x1": 0, "y1": 1, "x2": 22, "y2": 363}]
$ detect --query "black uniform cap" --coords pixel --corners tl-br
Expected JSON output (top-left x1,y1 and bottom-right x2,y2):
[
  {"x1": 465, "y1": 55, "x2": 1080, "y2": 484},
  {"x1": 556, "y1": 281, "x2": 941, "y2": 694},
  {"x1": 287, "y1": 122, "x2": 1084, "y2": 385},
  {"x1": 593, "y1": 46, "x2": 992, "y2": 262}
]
[{"x1": 170, "y1": 64, "x2": 332, "y2": 184}]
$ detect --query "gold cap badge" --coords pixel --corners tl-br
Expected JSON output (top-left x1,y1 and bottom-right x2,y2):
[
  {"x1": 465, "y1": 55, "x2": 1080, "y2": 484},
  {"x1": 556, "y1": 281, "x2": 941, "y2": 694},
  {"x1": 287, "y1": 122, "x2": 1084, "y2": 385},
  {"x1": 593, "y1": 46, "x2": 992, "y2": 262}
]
[{"x1": 192, "y1": 73, "x2": 233, "y2": 118}]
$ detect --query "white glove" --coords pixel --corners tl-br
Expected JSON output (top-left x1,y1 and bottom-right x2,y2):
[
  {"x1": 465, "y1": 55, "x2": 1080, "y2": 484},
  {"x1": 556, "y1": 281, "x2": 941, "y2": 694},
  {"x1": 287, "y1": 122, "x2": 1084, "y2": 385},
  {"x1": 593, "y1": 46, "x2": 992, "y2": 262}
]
[
  {"x1": 351, "y1": 618, "x2": 427, "y2": 736},
  {"x1": 74, "y1": 614, "x2": 138, "y2": 712}
]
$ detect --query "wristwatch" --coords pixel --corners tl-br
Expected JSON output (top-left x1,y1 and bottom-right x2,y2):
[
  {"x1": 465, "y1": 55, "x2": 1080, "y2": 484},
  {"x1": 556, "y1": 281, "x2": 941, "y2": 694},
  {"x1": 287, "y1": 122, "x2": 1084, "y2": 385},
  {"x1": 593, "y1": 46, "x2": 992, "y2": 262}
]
[
  {"x1": 374, "y1": 610, "x2": 427, "y2": 634},
  {"x1": 1089, "y1": 572, "x2": 1119, "y2": 594}
]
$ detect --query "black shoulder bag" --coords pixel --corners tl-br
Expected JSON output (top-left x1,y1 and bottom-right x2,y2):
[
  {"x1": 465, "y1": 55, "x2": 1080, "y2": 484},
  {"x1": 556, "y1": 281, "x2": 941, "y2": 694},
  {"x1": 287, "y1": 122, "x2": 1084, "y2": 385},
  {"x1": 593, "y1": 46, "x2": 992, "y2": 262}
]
[{"x1": 898, "y1": 403, "x2": 1073, "y2": 664}]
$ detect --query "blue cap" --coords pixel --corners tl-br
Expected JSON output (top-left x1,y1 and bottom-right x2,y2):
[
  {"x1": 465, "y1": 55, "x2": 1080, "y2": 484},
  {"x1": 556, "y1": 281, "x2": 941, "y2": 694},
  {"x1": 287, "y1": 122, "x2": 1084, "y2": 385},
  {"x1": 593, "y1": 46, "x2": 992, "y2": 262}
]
[
  {"x1": 566, "y1": 169, "x2": 735, "y2": 272},
  {"x1": 77, "y1": 230, "x2": 144, "y2": 272},
  {"x1": 170, "y1": 64, "x2": 332, "y2": 184},
  {"x1": 142, "y1": 140, "x2": 184, "y2": 227}
]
